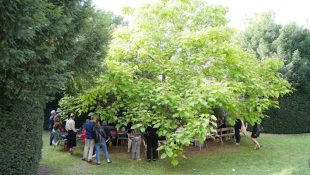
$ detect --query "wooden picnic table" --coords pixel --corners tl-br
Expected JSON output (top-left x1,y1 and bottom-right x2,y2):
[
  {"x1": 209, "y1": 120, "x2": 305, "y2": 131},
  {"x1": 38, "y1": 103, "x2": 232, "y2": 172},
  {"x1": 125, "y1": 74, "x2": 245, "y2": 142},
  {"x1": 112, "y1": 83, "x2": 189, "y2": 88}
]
[{"x1": 216, "y1": 127, "x2": 235, "y2": 144}]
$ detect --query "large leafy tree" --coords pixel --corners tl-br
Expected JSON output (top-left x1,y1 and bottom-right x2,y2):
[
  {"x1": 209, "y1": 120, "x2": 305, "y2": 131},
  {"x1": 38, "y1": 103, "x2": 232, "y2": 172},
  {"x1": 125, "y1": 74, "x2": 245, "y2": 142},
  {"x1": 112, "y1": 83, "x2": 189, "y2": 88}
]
[
  {"x1": 239, "y1": 12, "x2": 281, "y2": 59},
  {"x1": 0, "y1": 0, "x2": 113, "y2": 174},
  {"x1": 240, "y1": 13, "x2": 310, "y2": 90},
  {"x1": 275, "y1": 24, "x2": 310, "y2": 90},
  {"x1": 240, "y1": 12, "x2": 310, "y2": 134},
  {"x1": 61, "y1": 0, "x2": 291, "y2": 165}
]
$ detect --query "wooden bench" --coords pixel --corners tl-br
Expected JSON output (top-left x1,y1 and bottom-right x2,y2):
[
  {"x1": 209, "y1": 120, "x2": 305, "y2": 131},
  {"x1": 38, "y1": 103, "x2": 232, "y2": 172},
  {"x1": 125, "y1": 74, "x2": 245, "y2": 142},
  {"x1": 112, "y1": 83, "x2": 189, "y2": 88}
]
[{"x1": 216, "y1": 127, "x2": 235, "y2": 144}]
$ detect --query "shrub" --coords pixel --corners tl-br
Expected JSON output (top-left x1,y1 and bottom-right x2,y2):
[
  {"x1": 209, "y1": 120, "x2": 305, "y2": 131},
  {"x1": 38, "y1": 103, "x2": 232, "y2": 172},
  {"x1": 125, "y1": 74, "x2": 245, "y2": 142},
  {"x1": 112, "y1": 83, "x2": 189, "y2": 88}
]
[
  {"x1": 263, "y1": 90, "x2": 310, "y2": 134},
  {"x1": 0, "y1": 95, "x2": 43, "y2": 175}
]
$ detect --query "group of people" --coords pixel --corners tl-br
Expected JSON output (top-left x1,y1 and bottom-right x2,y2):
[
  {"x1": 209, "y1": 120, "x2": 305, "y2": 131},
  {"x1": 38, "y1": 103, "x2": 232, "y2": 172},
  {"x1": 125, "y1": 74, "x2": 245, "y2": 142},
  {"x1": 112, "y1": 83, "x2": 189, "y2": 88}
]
[
  {"x1": 217, "y1": 117, "x2": 263, "y2": 150},
  {"x1": 49, "y1": 109, "x2": 77, "y2": 154},
  {"x1": 49, "y1": 110, "x2": 264, "y2": 166},
  {"x1": 82, "y1": 117, "x2": 112, "y2": 165},
  {"x1": 49, "y1": 110, "x2": 160, "y2": 165},
  {"x1": 82, "y1": 117, "x2": 160, "y2": 164},
  {"x1": 126, "y1": 122, "x2": 159, "y2": 161},
  {"x1": 49, "y1": 109, "x2": 61, "y2": 146}
]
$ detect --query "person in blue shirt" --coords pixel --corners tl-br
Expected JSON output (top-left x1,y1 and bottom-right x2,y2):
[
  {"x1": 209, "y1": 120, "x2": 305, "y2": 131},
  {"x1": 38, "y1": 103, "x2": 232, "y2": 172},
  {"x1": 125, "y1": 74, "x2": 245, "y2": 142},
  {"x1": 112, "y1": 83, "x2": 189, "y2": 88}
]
[{"x1": 82, "y1": 116, "x2": 96, "y2": 162}]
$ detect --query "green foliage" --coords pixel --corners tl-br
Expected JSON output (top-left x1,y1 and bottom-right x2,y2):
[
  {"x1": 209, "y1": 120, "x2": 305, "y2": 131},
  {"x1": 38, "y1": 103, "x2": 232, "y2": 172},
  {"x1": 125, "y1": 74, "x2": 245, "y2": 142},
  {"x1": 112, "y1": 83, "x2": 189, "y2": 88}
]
[
  {"x1": 263, "y1": 91, "x2": 310, "y2": 134},
  {"x1": 0, "y1": 0, "x2": 113, "y2": 102},
  {"x1": 240, "y1": 13, "x2": 310, "y2": 134},
  {"x1": 0, "y1": 95, "x2": 43, "y2": 175},
  {"x1": 240, "y1": 13, "x2": 310, "y2": 90},
  {"x1": 0, "y1": 0, "x2": 115, "y2": 174},
  {"x1": 61, "y1": 0, "x2": 291, "y2": 165},
  {"x1": 275, "y1": 24, "x2": 310, "y2": 90},
  {"x1": 239, "y1": 12, "x2": 281, "y2": 59}
]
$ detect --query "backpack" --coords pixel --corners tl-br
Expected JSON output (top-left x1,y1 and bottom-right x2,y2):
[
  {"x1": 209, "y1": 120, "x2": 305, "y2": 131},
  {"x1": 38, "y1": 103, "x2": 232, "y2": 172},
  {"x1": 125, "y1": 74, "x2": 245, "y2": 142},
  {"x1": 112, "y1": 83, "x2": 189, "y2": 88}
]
[
  {"x1": 94, "y1": 127, "x2": 107, "y2": 143},
  {"x1": 103, "y1": 126, "x2": 111, "y2": 138},
  {"x1": 94, "y1": 129, "x2": 101, "y2": 143},
  {"x1": 258, "y1": 124, "x2": 264, "y2": 132},
  {"x1": 256, "y1": 124, "x2": 264, "y2": 134}
]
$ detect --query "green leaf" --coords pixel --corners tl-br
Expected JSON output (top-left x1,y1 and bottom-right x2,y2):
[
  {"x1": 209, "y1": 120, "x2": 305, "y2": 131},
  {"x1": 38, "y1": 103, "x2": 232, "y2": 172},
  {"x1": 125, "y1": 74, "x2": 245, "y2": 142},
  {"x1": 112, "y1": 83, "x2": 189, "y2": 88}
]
[
  {"x1": 161, "y1": 153, "x2": 167, "y2": 159},
  {"x1": 140, "y1": 127, "x2": 145, "y2": 133},
  {"x1": 153, "y1": 123, "x2": 161, "y2": 128}
]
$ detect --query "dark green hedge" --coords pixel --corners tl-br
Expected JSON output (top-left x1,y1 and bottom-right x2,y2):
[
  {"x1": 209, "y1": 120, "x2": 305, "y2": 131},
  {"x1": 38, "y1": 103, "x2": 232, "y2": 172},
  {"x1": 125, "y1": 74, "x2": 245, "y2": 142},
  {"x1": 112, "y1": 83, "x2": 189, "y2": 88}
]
[
  {"x1": 263, "y1": 90, "x2": 310, "y2": 134},
  {"x1": 0, "y1": 95, "x2": 43, "y2": 175}
]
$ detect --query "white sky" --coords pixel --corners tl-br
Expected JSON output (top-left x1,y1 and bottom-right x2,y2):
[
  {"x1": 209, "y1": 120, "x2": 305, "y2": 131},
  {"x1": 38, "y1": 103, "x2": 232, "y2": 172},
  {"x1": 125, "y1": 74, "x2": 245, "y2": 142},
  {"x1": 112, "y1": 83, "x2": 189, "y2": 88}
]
[{"x1": 93, "y1": 0, "x2": 310, "y2": 29}]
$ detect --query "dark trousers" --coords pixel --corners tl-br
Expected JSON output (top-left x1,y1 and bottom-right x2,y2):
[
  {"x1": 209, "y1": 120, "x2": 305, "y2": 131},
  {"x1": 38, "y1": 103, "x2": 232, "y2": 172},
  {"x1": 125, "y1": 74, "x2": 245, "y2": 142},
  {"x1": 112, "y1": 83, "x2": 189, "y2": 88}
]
[
  {"x1": 146, "y1": 137, "x2": 158, "y2": 160},
  {"x1": 67, "y1": 130, "x2": 76, "y2": 148},
  {"x1": 234, "y1": 128, "x2": 240, "y2": 144},
  {"x1": 49, "y1": 129, "x2": 53, "y2": 145}
]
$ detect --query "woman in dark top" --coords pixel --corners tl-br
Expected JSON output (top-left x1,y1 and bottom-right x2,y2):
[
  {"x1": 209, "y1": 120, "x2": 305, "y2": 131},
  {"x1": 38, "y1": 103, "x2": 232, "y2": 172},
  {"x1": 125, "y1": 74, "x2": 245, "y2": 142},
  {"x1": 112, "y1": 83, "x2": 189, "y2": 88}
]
[
  {"x1": 251, "y1": 123, "x2": 262, "y2": 150},
  {"x1": 145, "y1": 126, "x2": 158, "y2": 161},
  {"x1": 234, "y1": 119, "x2": 242, "y2": 145},
  {"x1": 93, "y1": 121, "x2": 112, "y2": 165},
  {"x1": 127, "y1": 122, "x2": 133, "y2": 153}
]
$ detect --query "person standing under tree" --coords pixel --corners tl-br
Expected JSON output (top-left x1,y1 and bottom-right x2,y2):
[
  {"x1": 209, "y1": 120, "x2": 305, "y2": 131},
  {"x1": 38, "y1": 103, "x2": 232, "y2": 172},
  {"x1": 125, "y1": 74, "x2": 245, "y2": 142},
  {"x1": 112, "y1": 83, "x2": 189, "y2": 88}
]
[
  {"x1": 131, "y1": 129, "x2": 142, "y2": 160},
  {"x1": 54, "y1": 108, "x2": 61, "y2": 124},
  {"x1": 251, "y1": 122, "x2": 263, "y2": 150},
  {"x1": 82, "y1": 116, "x2": 96, "y2": 162},
  {"x1": 49, "y1": 110, "x2": 56, "y2": 146},
  {"x1": 145, "y1": 126, "x2": 158, "y2": 161},
  {"x1": 93, "y1": 120, "x2": 112, "y2": 165},
  {"x1": 65, "y1": 113, "x2": 77, "y2": 154},
  {"x1": 234, "y1": 119, "x2": 242, "y2": 145},
  {"x1": 127, "y1": 122, "x2": 133, "y2": 153}
]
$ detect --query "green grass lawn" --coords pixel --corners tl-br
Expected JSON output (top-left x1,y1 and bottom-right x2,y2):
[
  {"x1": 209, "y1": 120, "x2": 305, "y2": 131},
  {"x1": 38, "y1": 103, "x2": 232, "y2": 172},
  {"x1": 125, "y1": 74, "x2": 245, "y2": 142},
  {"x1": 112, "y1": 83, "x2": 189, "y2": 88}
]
[{"x1": 40, "y1": 132, "x2": 310, "y2": 175}]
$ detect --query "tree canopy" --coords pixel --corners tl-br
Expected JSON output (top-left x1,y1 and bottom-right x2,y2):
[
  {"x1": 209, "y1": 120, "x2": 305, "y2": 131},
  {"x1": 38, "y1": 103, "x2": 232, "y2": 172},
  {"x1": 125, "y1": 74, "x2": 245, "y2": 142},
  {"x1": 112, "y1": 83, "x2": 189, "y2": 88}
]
[
  {"x1": 60, "y1": 0, "x2": 291, "y2": 165},
  {"x1": 0, "y1": 0, "x2": 114, "y2": 103},
  {"x1": 0, "y1": 0, "x2": 115, "y2": 174},
  {"x1": 240, "y1": 12, "x2": 310, "y2": 91},
  {"x1": 239, "y1": 12, "x2": 281, "y2": 59},
  {"x1": 239, "y1": 12, "x2": 310, "y2": 134}
]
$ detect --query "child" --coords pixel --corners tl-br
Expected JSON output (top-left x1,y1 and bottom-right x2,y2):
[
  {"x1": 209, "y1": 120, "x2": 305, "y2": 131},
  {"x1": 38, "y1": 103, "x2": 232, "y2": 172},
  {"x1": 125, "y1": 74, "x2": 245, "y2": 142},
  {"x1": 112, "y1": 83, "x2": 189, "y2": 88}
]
[
  {"x1": 131, "y1": 129, "x2": 141, "y2": 160},
  {"x1": 52, "y1": 123, "x2": 63, "y2": 147},
  {"x1": 81, "y1": 128, "x2": 86, "y2": 142}
]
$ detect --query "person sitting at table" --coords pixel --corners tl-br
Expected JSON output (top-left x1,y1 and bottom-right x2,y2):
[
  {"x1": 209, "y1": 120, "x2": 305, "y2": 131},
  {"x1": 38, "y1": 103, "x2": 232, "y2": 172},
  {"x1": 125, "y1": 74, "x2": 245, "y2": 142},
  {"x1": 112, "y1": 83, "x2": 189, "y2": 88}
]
[
  {"x1": 217, "y1": 117, "x2": 226, "y2": 129},
  {"x1": 93, "y1": 120, "x2": 112, "y2": 165}
]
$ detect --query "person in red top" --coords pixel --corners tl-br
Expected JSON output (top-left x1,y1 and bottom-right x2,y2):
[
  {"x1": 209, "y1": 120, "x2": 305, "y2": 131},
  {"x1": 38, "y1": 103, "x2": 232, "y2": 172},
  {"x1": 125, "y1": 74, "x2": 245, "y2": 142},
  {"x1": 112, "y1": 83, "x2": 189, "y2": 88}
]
[{"x1": 81, "y1": 129, "x2": 86, "y2": 141}]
